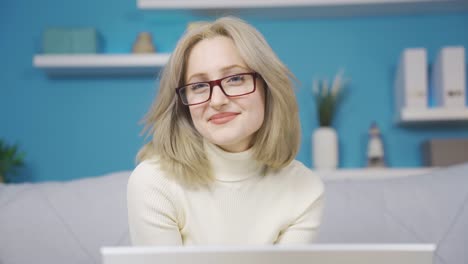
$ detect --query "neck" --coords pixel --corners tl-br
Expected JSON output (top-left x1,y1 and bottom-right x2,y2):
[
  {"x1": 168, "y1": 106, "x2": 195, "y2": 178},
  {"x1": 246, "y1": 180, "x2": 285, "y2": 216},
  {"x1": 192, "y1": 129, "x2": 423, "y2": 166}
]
[{"x1": 204, "y1": 140, "x2": 263, "y2": 182}]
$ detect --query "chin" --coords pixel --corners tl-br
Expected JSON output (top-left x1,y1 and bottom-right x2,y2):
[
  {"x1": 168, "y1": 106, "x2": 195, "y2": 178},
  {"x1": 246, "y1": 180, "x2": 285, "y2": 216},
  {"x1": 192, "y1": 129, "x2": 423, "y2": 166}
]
[{"x1": 209, "y1": 137, "x2": 240, "y2": 147}]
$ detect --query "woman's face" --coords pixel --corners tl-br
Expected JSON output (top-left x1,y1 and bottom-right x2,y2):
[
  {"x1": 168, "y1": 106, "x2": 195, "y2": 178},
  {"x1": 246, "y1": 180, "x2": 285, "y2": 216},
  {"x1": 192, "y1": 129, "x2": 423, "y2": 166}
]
[{"x1": 184, "y1": 36, "x2": 265, "y2": 153}]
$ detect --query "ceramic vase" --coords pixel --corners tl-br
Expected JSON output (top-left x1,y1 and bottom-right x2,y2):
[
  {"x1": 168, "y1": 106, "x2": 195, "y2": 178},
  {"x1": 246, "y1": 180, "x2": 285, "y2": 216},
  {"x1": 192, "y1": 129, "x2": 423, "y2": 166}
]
[
  {"x1": 312, "y1": 127, "x2": 338, "y2": 170},
  {"x1": 132, "y1": 32, "x2": 155, "y2": 53}
]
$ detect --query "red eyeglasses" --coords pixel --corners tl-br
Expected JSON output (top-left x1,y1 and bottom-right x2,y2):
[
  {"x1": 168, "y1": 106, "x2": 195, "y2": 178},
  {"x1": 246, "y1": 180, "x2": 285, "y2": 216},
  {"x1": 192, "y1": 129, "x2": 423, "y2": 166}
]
[{"x1": 176, "y1": 72, "x2": 259, "y2": 106}]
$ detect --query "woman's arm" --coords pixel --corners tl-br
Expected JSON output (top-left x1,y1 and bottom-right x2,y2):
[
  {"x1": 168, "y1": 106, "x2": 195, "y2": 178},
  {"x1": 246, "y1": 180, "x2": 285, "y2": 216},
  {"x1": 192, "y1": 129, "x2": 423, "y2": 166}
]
[
  {"x1": 275, "y1": 195, "x2": 324, "y2": 244},
  {"x1": 127, "y1": 161, "x2": 183, "y2": 246}
]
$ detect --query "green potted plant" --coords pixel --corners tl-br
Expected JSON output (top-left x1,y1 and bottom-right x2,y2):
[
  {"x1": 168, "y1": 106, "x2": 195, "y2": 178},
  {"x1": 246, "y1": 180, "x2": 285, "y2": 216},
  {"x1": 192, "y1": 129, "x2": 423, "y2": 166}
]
[
  {"x1": 312, "y1": 70, "x2": 348, "y2": 170},
  {"x1": 0, "y1": 139, "x2": 25, "y2": 183}
]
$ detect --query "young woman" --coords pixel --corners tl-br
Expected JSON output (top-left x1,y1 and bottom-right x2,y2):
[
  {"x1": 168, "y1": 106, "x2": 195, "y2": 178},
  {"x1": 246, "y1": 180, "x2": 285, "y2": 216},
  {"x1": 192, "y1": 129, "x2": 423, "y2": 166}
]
[{"x1": 127, "y1": 16, "x2": 324, "y2": 246}]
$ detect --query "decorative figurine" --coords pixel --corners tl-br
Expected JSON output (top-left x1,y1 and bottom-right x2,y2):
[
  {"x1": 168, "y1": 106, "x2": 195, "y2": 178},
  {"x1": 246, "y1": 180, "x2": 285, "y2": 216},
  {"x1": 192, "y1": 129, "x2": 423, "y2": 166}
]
[
  {"x1": 367, "y1": 122, "x2": 386, "y2": 168},
  {"x1": 132, "y1": 32, "x2": 155, "y2": 53}
]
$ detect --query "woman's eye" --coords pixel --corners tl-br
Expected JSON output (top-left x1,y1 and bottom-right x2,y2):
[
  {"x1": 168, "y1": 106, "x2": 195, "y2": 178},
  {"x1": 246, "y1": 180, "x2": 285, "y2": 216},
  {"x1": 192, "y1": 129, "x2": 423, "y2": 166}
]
[
  {"x1": 190, "y1": 83, "x2": 209, "y2": 91},
  {"x1": 227, "y1": 75, "x2": 244, "y2": 83}
]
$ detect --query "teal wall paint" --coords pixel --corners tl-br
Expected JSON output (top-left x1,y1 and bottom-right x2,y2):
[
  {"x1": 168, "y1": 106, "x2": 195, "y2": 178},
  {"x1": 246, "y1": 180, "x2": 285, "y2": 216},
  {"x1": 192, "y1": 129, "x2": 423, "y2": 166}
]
[{"x1": 1, "y1": 1, "x2": 468, "y2": 182}]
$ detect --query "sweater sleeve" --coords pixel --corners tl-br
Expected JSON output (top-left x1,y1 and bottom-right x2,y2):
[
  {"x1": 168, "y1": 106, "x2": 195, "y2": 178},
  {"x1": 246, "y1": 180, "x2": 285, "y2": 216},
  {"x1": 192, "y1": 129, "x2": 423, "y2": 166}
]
[
  {"x1": 275, "y1": 168, "x2": 325, "y2": 244},
  {"x1": 275, "y1": 194, "x2": 324, "y2": 244},
  {"x1": 127, "y1": 160, "x2": 183, "y2": 246}
]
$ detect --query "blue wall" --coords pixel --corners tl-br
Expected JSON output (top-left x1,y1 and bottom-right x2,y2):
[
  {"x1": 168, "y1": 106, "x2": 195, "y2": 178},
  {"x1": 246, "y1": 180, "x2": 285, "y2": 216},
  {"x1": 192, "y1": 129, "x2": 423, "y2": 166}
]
[{"x1": 2, "y1": 0, "x2": 468, "y2": 182}]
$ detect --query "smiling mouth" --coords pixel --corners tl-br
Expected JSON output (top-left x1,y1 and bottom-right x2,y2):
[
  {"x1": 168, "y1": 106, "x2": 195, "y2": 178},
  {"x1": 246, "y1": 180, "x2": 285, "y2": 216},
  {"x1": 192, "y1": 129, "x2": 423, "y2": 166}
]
[{"x1": 209, "y1": 113, "x2": 239, "y2": 125}]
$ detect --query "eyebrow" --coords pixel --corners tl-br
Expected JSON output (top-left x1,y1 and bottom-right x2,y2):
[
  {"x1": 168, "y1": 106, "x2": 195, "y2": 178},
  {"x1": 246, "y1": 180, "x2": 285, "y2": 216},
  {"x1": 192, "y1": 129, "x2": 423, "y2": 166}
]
[{"x1": 186, "y1": 65, "x2": 249, "y2": 83}]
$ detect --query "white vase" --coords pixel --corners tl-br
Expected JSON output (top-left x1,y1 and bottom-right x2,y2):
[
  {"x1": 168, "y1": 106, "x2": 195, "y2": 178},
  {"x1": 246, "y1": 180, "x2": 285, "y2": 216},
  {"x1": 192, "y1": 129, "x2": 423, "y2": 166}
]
[{"x1": 312, "y1": 127, "x2": 338, "y2": 170}]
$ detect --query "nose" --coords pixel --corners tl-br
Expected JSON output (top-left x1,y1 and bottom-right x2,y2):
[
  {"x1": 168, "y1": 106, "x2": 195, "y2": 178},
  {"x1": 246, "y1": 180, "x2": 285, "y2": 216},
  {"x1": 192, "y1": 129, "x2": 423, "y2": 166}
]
[{"x1": 209, "y1": 85, "x2": 229, "y2": 108}]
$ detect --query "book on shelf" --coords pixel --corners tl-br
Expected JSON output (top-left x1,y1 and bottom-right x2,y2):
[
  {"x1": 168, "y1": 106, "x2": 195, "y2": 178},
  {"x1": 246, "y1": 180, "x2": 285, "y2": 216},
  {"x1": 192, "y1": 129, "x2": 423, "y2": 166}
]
[
  {"x1": 395, "y1": 48, "x2": 428, "y2": 111},
  {"x1": 431, "y1": 46, "x2": 466, "y2": 109}
]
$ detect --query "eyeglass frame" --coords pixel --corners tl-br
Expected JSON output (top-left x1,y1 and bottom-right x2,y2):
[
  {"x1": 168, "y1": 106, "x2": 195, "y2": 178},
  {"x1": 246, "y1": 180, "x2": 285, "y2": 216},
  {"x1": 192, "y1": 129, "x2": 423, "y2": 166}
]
[{"x1": 175, "y1": 72, "x2": 260, "y2": 106}]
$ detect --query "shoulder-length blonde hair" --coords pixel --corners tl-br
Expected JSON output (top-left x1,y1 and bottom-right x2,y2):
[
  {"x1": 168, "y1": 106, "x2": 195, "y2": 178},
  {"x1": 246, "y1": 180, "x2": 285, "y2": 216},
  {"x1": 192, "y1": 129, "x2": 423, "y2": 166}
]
[{"x1": 137, "y1": 16, "x2": 300, "y2": 187}]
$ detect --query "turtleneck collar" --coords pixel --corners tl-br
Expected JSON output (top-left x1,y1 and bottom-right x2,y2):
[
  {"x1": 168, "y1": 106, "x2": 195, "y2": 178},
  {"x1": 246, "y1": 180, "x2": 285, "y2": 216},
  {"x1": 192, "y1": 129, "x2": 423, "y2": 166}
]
[{"x1": 204, "y1": 140, "x2": 263, "y2": 182}]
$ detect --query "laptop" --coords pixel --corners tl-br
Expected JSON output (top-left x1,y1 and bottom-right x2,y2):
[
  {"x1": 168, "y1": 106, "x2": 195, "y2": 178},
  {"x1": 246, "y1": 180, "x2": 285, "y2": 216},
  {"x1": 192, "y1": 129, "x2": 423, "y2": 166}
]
[{"x1": 101, "y1": 244, "x2": 435, "y2": 264}]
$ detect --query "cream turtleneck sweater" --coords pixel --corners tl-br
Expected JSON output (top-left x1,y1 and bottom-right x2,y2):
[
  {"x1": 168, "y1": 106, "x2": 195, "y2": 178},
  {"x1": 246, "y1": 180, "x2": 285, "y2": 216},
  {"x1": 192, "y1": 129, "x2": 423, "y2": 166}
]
[{"x1": 127, "y1": 142, "x2": 324, "y2": 246}]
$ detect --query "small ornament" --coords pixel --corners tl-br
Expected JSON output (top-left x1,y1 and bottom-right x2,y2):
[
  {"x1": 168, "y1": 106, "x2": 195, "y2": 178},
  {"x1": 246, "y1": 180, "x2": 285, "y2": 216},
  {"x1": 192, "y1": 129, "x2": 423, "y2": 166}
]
[
  {"x1": 367, "y1": 122, "x2": 386, "y2": 168},
  {"x1": 132, "y1": 32, "x2": 155, "y2": 53}
]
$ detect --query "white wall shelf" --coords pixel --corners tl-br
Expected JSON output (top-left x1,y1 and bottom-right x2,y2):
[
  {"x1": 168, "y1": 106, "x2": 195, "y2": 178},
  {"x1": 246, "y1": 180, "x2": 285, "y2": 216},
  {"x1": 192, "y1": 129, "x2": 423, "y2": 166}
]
[
  {"x1": 33, "y1": 54, "x2": 170, "y2": 76},
  {"x1": 397, "y1": 108, "x2": 468, "y2": 123},
  {"x1": 137, "y1": 0, "x2": 468, "y2": 17},
  {"x1": 317, "y1": 167, "x2": 436, "y2": 181}
]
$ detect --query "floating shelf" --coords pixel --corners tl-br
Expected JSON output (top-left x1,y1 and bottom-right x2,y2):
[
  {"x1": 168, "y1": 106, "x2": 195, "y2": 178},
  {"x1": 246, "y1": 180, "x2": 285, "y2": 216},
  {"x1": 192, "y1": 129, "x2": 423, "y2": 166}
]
[
  {"x1": 397, "y1": 108, "x2": 468, "y2": 123},
  {"x1": 137, "y1": 0, "x2": 468, "y2": 17},
  {"x1": 317, "y1": 167, "x2": 436, "y2": 181},
  {"x1": 33, "y1": 54, "x2": 170, "y2": 76}
]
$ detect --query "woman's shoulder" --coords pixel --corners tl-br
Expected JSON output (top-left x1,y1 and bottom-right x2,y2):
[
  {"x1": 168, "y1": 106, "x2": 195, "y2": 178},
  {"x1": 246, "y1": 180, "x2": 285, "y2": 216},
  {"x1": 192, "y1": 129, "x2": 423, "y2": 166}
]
[
  {"x1": 273, "y1": 160, "x2": 324, "y2": 196},
  {"x1": 128, "y1": 157, "x2": 181, "y2": 194},
  {"x1": 277, "y1": 159, "x2": 321, "y2": 179},
  {"x1": 130, "y1": 158, "x2": 162, "y2": 181}
]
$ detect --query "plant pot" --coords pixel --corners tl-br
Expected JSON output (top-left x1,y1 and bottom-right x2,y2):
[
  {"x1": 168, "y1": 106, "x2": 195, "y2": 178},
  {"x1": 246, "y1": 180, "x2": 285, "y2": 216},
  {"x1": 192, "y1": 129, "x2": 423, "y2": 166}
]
[{"x1": 312, "y1": 127, "x2": 338, "y2": 170}]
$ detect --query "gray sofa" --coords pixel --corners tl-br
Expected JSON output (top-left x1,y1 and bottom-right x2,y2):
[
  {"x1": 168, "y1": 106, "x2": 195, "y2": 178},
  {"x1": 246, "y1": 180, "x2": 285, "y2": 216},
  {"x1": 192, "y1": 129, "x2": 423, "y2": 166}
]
[{"x1": 1, "y1": 163, "x2": 467, "y2": 264}]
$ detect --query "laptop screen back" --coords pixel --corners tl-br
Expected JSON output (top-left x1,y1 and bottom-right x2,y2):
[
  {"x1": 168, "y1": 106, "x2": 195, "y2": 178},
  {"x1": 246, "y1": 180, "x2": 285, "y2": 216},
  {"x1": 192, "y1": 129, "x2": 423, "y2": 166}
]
[{"x1": 101, "y1": 244, "x2": 435, "y2": 264}]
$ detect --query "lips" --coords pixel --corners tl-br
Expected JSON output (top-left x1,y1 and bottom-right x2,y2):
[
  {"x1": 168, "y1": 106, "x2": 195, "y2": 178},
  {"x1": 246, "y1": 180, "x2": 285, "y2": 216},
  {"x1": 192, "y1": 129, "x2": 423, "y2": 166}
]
[{"x1": 209, "y1": 112, "x2": 239, "y2": 125}]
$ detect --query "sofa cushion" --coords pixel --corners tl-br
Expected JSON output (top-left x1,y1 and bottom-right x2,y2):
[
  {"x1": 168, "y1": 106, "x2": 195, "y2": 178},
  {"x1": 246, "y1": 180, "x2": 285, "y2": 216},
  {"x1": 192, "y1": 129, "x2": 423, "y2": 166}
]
[
  {"x1": 0, "y1": 171, "x2": 131, "y2": 264},
  {"x1": 318, "y1": 163, "x2": 468, "y2": 264}
]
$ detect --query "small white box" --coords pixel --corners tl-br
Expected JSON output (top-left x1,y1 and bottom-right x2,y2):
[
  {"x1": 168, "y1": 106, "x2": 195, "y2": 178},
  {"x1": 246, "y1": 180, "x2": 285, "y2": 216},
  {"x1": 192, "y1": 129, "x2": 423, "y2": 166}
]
[
  {"x1": 395, "y1": 48, "x2": 428, "y2": 110},
  {"x1": 431, "y1": 46, "x2": 466, "y2": 108}
]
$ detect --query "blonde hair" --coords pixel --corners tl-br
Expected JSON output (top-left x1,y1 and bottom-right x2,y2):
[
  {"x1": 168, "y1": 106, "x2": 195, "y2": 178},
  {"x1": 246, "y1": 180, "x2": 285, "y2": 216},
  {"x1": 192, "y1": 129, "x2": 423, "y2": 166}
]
[{"x1": 137, "y1": 16, "x2": 300, "y2": 187}]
